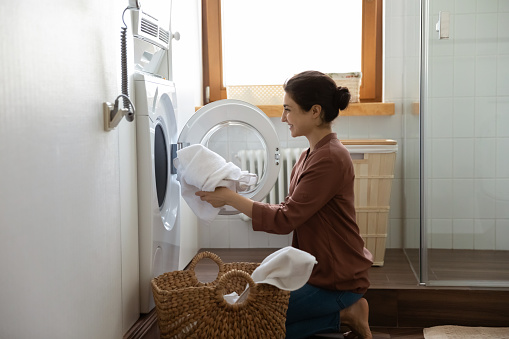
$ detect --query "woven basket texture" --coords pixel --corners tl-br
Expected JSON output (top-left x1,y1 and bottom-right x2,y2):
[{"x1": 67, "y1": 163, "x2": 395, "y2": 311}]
[
  {"x1": 326, "y1": 72, "x2": 362, "y2": 103},
  {"x1": 226, "y1": 85, "x2": 285, "y2": 105},
  {"x1": 151, "y1": 251, "x2": 290, "y2": 339}
]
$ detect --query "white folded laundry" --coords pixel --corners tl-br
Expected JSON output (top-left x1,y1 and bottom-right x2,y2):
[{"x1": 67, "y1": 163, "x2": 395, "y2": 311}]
[{"x1": 174, "y1": 144, "x2": 257, "y2": 223}]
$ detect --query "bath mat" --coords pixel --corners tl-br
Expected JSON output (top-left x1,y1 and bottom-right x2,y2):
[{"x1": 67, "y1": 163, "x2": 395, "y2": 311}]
[{"x1": 424, "y1": 325, "x2": 509, "y2": 339}]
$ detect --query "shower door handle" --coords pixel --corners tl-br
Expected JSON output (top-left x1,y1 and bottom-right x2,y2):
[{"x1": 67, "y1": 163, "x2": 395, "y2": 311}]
[{"x1": 436, "y1": 11, "x2": 450, "y2": 39}]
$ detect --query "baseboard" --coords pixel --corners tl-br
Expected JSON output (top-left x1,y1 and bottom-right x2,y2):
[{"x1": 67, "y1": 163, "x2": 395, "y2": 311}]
[{"x1": 123, "y1": 309, "x2": 158, "y2": 339}]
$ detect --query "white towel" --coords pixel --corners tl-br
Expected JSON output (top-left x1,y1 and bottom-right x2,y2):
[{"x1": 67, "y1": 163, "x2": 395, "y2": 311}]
[
  {"x1": 250, "y1": 246, "x2": 317, "y2": 291},
  {"x1": 230, "y1": 246, "x2": 317, "y2": 304},
  {"x1": 174, "y1": 144, "x2": 257, "y2": 222}
]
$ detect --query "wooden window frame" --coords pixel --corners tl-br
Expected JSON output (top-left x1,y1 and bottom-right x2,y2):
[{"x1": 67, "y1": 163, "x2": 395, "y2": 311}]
[{"x1": 202, "y1": 0, "x2": 383, "y2": 104}]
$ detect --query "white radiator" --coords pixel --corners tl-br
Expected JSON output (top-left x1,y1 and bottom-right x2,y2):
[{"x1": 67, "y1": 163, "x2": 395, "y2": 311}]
[{"x1": 237, "y1": 147, "x2": 306, "y2": 205}]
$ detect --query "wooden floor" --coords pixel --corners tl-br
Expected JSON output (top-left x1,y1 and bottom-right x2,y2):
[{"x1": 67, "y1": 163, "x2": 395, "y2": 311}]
[
  {"x1": 192, "y1": 248, "x2": 421, "y2": 288},
  {"x1": 191, "y1": 248, "x2": 427, "y2": 338},
  {"x1": 405, "y1": 248, "x2": 509, "y2": 283},
  {"x1": 191, "y1": 248, "x2": 509, "y2": 335},
  {"x1": 193, "y1": 247, "x2": 509, "y2": 288},
  {"x1": 127, "y1": 248, "x2": 509, "y2": 339},
  {"x1": 310, "y1": 327, "x2": 425, "y2": 338}
]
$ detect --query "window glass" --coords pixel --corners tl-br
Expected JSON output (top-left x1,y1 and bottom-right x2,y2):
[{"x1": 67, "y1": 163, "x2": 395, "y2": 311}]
[{"x1": 221, "y1": 0, "x2": 362, "y2": 86}]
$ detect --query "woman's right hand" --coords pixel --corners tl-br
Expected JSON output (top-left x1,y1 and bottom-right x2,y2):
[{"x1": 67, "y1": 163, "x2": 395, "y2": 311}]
[
  {"x1": 195, "y1": 187, "x2": 232, "y2": 208},
  {"x1": 196, "y1": 187, "x2": 255, "y2": 218}
]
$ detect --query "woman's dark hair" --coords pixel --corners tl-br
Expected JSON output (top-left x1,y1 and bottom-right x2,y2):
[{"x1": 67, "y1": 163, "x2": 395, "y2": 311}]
[{"x1": 283, "y1": 71, "x2": 351, "y2": 123}]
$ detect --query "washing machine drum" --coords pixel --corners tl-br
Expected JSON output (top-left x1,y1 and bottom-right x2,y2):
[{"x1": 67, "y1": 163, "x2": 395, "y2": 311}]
[{"x1": 177, "y1": 99, "x2": 281, "y2": 215}]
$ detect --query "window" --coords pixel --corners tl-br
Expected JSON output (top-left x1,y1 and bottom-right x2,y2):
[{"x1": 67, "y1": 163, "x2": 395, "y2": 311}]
[
  {"x1": 222, "y1": 1, "x2": 362, "y2": 86},
  {"x1": 202, "y1": 0, "x2": 383, "y2": 103}
]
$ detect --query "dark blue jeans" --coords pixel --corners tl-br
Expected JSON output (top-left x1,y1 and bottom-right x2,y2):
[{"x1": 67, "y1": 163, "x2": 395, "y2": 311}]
[{"x1": 285, "y1": 283, "x2": 363, "y2": 339}]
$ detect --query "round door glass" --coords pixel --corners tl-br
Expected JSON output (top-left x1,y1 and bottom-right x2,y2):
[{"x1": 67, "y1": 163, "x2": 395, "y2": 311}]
[
  {"x1": 200, "y1": 121, "x2": 267, "y2": 194},
  {"x1": 177, "y1": 99, "x2": 280, "y2": 211},
  {"x1": 154, "y1": 123, "x2": 168, "y2": 208},
  {"x1": 156, "y1": 93, "x2": 179, "y2": 231}
]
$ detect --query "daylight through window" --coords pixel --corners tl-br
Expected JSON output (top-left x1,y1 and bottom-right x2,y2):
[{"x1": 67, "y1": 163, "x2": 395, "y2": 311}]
[{"x1": 221, "y1": 0, "x2": 362, "y2": 86}]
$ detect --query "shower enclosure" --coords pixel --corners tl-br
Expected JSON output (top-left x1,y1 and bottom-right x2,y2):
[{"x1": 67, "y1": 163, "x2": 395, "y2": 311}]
[{"x1": 403, "y1": 0, "x2": 509, "y2": 287}]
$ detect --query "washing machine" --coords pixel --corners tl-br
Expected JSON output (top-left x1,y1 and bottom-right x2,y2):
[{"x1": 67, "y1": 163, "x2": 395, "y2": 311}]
[
  {"x1": 134, "y1": 72, "x2": 181, "y2": 313},
  {"x1": 135, "y1": 72, "x2": 282, "y2": 312}
]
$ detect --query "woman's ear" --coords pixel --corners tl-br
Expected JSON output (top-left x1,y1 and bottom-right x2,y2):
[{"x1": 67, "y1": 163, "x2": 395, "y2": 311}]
[
  {"x1": 311, "y1": 104, "x2": 322, "y2": 118},
  {"x1": 311, "y1": 105, "x2": 324, "y2": 125}
]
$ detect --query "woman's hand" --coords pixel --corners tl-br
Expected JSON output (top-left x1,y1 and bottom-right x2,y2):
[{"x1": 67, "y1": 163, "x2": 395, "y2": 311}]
[
  {"x1": 195, "y1": 187, "x2": 255, "y2": 218},
  {"x1": 195, "y1": 187, "x2": 232, "y2": 208}
]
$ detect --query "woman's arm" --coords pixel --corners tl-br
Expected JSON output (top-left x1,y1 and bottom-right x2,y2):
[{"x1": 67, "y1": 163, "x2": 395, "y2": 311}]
[{"x1": 195, "y1": 187, "x2": 254, "y2": 218}]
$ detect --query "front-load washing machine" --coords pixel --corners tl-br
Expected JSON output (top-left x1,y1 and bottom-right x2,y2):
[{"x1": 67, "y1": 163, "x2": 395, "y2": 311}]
[
  {"x1": 136, "y1": 78, "x2": 283, "y2": 312},
  {"x1": 134, "y1": 73, "x2": 181, "y2": 313}
]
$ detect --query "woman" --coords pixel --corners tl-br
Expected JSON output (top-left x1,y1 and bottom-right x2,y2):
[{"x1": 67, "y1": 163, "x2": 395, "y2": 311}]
[{"x1": 196, "y1": 71, "x2": 373, "y2": 339}]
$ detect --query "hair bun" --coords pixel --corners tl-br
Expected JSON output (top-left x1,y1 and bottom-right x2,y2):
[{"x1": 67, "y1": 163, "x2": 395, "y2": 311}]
[{"x1": 334, "y1": 87, "x2": 351, "y2": 111}]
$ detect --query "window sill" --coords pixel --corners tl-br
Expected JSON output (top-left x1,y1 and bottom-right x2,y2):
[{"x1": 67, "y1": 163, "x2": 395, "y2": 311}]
[
  {"x1": 258, "y1": 102, "x2": 395, "y2": 117},
  {"x1": 195, "y1": 102, "x2": 395, "y2": 117}
]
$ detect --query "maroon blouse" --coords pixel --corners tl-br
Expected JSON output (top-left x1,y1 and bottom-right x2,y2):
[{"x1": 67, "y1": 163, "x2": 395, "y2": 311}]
[{"x1": 252, "y1": 133, "x2": 371, "y2": 293}]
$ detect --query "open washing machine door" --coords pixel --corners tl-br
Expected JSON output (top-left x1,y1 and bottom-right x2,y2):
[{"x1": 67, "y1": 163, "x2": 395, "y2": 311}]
[{"x1": 177, "y1": 99, "x2": 280, "y2": 213}]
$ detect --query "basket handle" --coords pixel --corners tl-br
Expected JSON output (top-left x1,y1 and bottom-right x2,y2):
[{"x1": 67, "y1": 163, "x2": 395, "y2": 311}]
[
  {"x1": 188, "y1": 251, "x2": 226, "y2": 285},
  {"x1": 216, "y1": 269, "x2": 258, "y2": 306}
]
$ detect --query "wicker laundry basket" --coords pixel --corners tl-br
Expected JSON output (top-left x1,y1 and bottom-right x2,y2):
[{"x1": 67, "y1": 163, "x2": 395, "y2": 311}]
[
  {"x1": 151, "y1": 251, "x2": 291, "y2": 339},
  {"x1": 326, "y1": 72, "x2": 362, "y2": 102}
]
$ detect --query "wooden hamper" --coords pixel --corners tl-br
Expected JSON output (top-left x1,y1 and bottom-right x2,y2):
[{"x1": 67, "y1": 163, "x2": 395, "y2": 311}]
[{"x1": 343, "y1": 139, "x2": 398, "y2": 266}]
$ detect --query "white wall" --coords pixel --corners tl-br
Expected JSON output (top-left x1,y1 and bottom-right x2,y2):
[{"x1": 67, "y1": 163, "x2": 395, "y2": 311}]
[
  {"x1": 0, "y1": 1, "x2": 130, "y2": 338},
  {"x1": 120, "y1": 9, "x2": 141, "y2": 332}
]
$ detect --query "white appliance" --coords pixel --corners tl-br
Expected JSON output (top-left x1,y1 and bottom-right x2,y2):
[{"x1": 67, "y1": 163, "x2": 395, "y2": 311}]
[
  {"x1": 135, "y1": 89, "x2": 282, "y2": 312},
  {"x1": 129, "y1": 0, "x2": 182, "y2": 313},
  {"x1": 130, "y1": 0, "x2": 172, "y2": 50},
  {"x1": 134, "y1": 73, "x2": 181, "y2": 313}
]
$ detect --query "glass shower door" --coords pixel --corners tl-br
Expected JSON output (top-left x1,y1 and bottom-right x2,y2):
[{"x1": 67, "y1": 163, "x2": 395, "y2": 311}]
[
  {"x1": 420, "y1": 0, "x2": 509, "y2": 287},
  {"x1": 400, "y1": 0, "x2": 423, "y2": 282}
]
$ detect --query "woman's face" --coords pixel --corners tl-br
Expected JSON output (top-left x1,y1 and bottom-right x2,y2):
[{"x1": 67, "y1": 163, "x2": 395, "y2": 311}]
[{"x1": 281, "y1": 93, "x2": 314, "y2": 138}]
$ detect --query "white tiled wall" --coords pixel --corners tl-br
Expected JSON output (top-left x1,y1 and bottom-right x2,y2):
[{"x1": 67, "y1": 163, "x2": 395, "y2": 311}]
[
  {"x1": 197, "y1": 0, "x2": 509, "y2": 255},
  {"x1": 425, "y1": 0, "x2": 509, "y2": 250},
  {"x1": 199, "y1": 0, "x2": 417, "y2": 249},
  {"x1": 200, "y1": 0, "x2": 424, "y2": 248}
]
